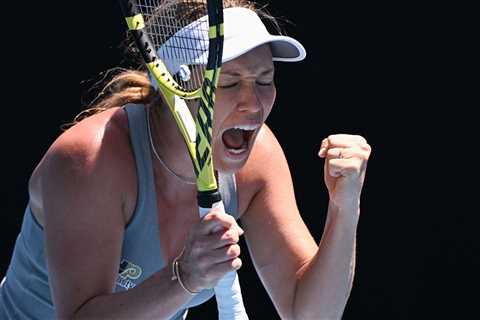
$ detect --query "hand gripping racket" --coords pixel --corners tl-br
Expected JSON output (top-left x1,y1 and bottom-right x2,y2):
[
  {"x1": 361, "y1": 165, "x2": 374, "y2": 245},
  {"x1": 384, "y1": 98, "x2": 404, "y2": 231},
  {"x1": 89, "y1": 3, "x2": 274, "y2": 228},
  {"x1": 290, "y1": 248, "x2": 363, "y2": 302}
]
[{"x1": 118, "y1": 1, "x2": 248, "y2": 319}]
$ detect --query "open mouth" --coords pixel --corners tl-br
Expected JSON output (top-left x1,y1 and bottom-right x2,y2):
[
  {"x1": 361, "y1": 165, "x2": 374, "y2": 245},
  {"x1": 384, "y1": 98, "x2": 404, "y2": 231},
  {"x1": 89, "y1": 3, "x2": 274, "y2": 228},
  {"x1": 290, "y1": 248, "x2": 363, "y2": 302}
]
[{"x1": 221, "y1": 124, "x2": 259, "y2": 155}]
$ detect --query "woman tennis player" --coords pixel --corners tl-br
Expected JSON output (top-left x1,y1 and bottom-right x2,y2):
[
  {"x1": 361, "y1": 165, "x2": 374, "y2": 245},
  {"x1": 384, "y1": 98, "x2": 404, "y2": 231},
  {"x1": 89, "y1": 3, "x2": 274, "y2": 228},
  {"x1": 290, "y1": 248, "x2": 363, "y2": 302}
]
[{"x1": 0, "y1": 0, "x2": 371, "y2": 319}]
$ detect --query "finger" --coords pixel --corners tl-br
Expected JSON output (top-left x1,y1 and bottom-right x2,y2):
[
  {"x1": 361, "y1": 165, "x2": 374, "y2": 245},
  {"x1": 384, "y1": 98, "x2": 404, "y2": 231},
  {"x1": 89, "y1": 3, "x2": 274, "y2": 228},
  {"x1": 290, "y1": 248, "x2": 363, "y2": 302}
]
[
  {"x1": 326, "y1": 147, "x2": 369, "y2": 160},
  {"x1": 326, "y1": 134, "x2": 368, "y2": 149},
  {"x1": 200, "y1": 210, "x2": 244, "y2": 235},
  {"x1": 206, "y1": 257, "x2": 243, "y2": 283},
  {"x1": 198, "y1": 227, "x2": 241, "y2": 251},
  {"x1": 326, "y1": 147, "x2": 344, "y2": 159},
  {"x1": 318, "y1": 138, "x2": 329, "y2": 158},
  {"x1": 211, "y1": 244, "x2": 241, "y2": 264},
  {"x1": 193, "y1": 244, "x2": 242, "y2": 280},
  {"x1": 210, "y1": 228, "x2": 241, "y2": 249}
]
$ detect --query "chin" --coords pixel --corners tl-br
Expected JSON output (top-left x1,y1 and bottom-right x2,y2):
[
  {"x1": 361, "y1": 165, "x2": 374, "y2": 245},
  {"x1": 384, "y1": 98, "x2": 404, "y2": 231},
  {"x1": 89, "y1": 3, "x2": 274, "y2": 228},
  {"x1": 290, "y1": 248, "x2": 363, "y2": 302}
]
[{"x1": 213, "y1": 140, "x2": 252, "y2": 174}]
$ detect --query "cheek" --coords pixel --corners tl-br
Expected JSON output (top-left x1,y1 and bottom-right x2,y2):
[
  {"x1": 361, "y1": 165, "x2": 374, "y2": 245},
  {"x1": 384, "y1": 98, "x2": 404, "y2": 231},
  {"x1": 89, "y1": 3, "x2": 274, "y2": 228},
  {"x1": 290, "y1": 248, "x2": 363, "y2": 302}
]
[
  {"x1": 211, "y1": 98, "x2": 231, "y2": 135},
  {"x1": 260, "y1": 86, "x2": 276, "y2": 119}
]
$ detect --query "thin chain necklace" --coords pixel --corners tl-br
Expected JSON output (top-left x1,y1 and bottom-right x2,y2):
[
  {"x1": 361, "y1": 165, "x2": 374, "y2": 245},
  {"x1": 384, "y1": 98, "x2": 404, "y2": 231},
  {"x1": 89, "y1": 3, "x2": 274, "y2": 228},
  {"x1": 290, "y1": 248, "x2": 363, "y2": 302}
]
[{"x1": 146, "y1": 108, "x2": 197, "y2": 185}]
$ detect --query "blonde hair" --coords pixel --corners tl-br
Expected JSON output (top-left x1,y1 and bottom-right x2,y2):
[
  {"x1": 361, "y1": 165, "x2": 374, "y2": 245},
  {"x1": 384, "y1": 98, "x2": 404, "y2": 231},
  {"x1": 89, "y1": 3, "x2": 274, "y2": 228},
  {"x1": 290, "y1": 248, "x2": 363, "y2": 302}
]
[{"x1": 72, "y1": 0, "x2": 282, "y2": 129}]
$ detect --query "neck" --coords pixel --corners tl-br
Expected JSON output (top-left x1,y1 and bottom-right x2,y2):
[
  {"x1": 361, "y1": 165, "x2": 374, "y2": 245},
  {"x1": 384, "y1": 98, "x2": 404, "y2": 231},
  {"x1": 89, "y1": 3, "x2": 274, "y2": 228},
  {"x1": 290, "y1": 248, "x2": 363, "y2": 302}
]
[{"x1": 147, "y1": 105, "x2": 197, "y2": 186}]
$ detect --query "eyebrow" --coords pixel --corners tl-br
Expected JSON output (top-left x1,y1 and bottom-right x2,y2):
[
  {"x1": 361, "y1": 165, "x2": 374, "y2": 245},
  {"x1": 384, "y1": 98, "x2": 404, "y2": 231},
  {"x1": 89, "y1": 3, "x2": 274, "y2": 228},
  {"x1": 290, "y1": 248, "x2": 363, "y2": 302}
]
[{"x1": 221, "y1": 68, "x2": 274, "y2": 77}]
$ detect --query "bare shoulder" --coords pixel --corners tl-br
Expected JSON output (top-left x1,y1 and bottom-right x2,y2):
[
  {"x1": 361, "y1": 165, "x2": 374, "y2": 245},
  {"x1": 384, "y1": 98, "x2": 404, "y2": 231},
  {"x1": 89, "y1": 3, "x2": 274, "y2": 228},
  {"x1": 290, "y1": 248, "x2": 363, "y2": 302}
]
[
  {"x1": 29, "y1": 107, "x2": 136, "y2": 226},
  {"x1": 29, "y1": 107, "x2": 140, "y2": 316},
  {"x1": 236, "y1": 123, "x2": 290, "y2": 217}
]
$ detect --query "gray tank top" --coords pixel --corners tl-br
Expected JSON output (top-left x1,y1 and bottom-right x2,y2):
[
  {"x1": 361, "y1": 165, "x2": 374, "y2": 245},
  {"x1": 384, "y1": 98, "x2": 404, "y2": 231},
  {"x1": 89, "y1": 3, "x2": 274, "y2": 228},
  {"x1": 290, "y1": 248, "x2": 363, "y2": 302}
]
[{"x1": 0, "y1": 104, "x2": 239, "y2": 319}]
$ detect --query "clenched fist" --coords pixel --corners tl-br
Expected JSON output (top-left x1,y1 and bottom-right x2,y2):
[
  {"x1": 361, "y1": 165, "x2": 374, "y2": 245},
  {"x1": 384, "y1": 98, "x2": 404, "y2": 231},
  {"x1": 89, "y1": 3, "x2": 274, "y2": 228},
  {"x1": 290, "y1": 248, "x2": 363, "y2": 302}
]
[
  {"x1": 318, "y1": 134, "x2": 372, "y2": 207},
  {"x1": 177, "y1": 209, "x2": 244, "y2": 293}
]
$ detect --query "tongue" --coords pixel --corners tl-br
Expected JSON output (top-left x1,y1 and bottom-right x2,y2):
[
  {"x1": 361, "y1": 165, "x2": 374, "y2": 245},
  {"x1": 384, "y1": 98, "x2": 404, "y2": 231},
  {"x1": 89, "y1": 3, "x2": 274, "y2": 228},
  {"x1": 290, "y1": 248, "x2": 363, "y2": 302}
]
[{"x1": 222, "y1": 129, "x2": 246, "y2": 149}]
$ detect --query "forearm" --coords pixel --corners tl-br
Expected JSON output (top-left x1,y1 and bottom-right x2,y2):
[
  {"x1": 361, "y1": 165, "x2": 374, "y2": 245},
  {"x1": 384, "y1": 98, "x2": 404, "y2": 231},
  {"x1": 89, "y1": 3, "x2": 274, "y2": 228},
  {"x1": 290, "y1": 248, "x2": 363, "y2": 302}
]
[
  {"x1": 293, "y1": 200, "x2": 359, "y2": 320},
  {"x1": 72, "y1": 265, "x2": 193, "y2": 320}
]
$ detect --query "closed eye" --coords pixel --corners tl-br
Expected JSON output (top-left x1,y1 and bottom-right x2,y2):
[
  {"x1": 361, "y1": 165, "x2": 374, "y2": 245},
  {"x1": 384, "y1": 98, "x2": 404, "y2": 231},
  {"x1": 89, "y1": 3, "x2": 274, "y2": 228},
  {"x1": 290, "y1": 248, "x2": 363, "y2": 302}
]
[
  {"x1": 218, "y1": 82, "x2": 238, "y2": 89},
  {"x1": 256, "y1": 81, "x2": 273, "y2": 86}
]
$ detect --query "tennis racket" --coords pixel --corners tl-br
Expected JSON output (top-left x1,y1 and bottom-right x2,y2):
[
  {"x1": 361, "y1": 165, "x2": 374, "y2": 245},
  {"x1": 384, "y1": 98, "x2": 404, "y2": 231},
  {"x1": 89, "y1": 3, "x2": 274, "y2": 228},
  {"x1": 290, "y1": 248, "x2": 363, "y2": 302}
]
[{"x1": 118, "y1": 1, "x2": 248, "y2": 319}]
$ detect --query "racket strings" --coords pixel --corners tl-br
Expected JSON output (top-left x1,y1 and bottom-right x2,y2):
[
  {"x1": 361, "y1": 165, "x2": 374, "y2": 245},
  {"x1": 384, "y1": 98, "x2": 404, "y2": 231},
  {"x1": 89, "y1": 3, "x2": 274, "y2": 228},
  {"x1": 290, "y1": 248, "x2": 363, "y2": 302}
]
[{"x1": 138, "y1": 0, "x2": 209, "y2": 92}]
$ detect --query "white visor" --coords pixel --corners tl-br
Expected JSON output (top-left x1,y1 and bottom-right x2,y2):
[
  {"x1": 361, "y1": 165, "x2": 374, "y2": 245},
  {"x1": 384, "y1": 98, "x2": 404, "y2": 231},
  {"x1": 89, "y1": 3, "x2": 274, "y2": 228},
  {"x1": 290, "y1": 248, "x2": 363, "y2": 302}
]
[{"x1": 156, "y1": 7, "x2": 306, "y2": 76}]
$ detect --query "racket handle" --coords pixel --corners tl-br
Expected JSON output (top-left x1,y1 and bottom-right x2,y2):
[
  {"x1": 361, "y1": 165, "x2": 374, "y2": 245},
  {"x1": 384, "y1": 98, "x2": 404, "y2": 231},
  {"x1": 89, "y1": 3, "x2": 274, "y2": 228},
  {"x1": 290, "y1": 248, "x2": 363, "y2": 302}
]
[
  {"x1": 199, "y1": 202, "x2": 249, "y2": 320},
  {"x1": 214, "y1": 270, "x2": 248, "y2": 320}
]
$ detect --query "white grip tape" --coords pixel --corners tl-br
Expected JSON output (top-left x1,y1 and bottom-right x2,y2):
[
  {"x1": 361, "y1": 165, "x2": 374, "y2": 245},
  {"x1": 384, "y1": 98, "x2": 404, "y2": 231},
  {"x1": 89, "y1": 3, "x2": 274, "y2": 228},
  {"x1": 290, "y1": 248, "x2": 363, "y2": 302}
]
[{"x1": 199, "y1": 201, "x2": 249, "y2": 320}]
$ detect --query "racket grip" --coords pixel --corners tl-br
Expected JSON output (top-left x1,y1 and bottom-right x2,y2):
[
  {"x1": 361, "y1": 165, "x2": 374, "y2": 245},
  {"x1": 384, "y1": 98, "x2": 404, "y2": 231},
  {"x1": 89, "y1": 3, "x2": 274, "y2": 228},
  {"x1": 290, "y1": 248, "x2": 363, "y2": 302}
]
[
  {"x1": 199, "y1": 201, "x2": 249, "y2": 320},
  {"x1": 214, "y1": 270, "x2": 248, "y2": 320}
]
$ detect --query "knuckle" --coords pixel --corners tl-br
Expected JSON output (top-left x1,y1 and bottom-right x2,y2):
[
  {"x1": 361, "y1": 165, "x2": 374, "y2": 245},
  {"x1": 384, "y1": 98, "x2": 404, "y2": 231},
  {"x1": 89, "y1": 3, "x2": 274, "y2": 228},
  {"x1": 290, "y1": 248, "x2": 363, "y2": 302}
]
[
  {"x1": 226, "y1": 214, "x2": 236, "y2": 225},
  {"x1": 231, "y1": 232, "x2": 240, "y2": 242},
  {"x1": 321, "y1": 138, "x2": 328, "y2": 147},
  {"x1": 362, "y1": 143, "x2": 372, "y2": 153},
  {"x1": 354, "y1": 135, "x2": 367, "y2": 144},
  {"x1": 202, "y1": 212, "x2": 216, "y2": 223},
  {"x1": 209, "y1": 211, "x2": 221, "y2": 220},
  {"x1": 361, "y1": 152, "x2": 370, "y2": 161},
  {"x1": 232, "y1": 257, "x2": 242, "y2": 270},
  {"x1": 227, "y1": 244, "x2": 240, "y2": 257},
  {"x1": 223, "y1": 230, "x2": 238, "y2": 243},
  {"x1": 233, "y1": 244, "x2": 241, "y2": 254}
]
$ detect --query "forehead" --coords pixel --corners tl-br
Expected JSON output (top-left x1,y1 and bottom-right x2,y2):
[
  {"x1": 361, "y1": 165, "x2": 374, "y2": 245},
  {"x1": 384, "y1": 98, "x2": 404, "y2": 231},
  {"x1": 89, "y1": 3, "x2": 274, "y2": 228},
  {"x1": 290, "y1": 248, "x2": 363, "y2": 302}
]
[{"x1": 221, "y1": 44, "x2": 274, "y2": 74}]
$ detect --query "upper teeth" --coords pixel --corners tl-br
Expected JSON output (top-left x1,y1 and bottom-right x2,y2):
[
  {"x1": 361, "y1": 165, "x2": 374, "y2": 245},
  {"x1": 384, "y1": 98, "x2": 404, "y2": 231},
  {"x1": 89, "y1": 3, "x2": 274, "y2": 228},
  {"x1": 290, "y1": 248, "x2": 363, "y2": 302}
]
[{"x1": 232, "y1": 124, "x2": 260, "y2": 131}]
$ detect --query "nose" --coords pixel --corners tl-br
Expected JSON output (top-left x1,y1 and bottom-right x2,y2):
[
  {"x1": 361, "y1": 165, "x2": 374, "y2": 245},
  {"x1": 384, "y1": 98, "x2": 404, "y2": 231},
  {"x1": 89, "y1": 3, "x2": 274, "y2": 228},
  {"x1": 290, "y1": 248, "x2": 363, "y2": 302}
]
[{"x1": 236, "y1": 82, "x2": 263, "y2": 114}]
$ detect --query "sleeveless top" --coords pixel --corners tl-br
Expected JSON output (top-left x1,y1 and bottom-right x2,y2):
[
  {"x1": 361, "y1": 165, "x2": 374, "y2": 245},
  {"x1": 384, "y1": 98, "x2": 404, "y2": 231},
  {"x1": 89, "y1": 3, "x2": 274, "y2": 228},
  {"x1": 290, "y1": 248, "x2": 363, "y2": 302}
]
[{"x1": 0, "y1": 104, "x2": 239, "y2": 319}]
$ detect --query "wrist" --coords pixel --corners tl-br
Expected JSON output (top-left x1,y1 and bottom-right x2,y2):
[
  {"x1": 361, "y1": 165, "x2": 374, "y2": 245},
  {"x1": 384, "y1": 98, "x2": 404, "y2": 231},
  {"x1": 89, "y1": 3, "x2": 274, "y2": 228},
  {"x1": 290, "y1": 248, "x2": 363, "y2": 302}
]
[
  {"x1": 328, "y1": 199, "x2": 360, "y2": 224},
  {"x1": 171, "y1": 249, "x2": 200, "y2": 295}
]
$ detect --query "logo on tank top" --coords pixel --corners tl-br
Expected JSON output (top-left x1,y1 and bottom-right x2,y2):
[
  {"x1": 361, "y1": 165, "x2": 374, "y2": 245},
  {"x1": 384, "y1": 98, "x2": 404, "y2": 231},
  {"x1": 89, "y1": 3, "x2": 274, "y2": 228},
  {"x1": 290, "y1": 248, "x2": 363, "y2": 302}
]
[{"x1": 116, "y1": 259, "x2": 143, "y2": 290}]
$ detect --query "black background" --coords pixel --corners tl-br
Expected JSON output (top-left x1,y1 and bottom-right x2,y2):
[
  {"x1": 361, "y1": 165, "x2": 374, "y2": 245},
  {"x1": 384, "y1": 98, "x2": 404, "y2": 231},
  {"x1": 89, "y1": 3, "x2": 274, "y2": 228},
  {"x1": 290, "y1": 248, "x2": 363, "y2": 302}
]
[{"x1": 1, "y1": 1, "x2": 476, "y2": 319}]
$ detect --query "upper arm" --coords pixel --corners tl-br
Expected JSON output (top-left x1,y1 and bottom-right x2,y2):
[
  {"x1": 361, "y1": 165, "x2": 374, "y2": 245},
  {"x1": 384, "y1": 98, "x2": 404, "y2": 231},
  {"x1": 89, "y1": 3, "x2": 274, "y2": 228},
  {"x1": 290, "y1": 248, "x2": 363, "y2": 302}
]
[
  {"x1": 41, "y1": 119, "x2": 129, "y2": 318},
  {"x1": 239, "y1": 125, "x2": 318, "y2": 319}
]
